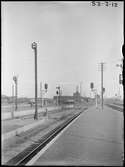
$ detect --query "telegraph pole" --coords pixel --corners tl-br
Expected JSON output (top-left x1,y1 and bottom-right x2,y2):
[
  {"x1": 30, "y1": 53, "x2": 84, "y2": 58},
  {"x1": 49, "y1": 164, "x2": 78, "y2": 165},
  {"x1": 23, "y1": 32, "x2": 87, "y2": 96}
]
[{"x1": 32, "y1": 42, "x2": 38, "y2": 120}]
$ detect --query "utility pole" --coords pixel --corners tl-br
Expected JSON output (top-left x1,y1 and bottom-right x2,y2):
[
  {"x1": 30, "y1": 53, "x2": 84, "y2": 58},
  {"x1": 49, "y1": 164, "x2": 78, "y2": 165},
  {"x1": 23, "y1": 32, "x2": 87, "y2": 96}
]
[{"x1": 32, "y1": 42, "x2": 38, "y2": 120}]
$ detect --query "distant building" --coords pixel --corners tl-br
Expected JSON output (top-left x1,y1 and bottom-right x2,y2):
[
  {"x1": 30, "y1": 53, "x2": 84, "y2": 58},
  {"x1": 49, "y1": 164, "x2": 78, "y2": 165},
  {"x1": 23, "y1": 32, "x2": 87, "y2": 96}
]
[
  {"x1": 29, "y1": 98, "x2": 54, "y2": 105},
  {"x1": 53, "y1": 96, "x2": 74, "y2": 105},
  {"x1": 53, "y1": 90, "x2": 82, "y2": 105}
]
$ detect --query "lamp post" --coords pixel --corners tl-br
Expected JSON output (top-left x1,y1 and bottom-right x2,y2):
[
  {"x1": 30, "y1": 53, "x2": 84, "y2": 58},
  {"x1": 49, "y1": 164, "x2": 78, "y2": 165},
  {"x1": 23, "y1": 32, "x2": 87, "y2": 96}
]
[{"x1": 32, "y1": 42, "x2": 38, "y2": 120}]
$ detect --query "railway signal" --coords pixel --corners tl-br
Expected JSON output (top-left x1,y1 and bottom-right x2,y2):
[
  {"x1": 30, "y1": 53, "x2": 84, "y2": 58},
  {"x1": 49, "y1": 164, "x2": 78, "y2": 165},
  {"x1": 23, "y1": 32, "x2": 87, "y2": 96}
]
[
  {"x1": 90, "y1": 82, "x2": 94, "y2": 90},
  {"x1": 90, "y1": 82, "x2": 98, "y2": 108},
  {"x1": 56, "y1": 86, "x2": 61, "y2": 105},
  {"x1": 103, "y1": 87, "x2": 105, "y2": 94},
  {"x1": 44, "y1": 83, "x2": 48, "y2": 92},
  {"x1": 56, "y1": 90, "x2": 59, "y2": 105},
  {"x1": 13, "y1": 76, "x2": 18, "y2": 111},
  {"x1": 13, "y1": 76, "x2": 17, "y2": 83},
  {"x1": 119, "y1": 74, "x2": 122, "y2": 84},
  {"x1": 11, "y1": 84, "x2": 14, "y2": 118}
]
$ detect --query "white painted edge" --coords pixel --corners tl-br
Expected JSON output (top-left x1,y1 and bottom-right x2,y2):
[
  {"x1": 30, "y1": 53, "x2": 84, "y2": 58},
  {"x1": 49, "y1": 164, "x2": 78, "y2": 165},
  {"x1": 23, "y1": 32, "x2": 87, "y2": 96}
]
[{"x1": 26, "y1": 111, "x2": 84, "y2": 165}]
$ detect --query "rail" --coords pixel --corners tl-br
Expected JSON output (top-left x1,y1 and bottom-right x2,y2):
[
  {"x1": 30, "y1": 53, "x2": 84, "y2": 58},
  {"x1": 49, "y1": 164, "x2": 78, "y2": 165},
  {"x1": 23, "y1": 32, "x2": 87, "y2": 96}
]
[
  {"x1": 106, "y1": 104, "x2": 123, "y2": 112},
  {"x1": 5, "y1": 111, "x2": 82, "y2": 165}
]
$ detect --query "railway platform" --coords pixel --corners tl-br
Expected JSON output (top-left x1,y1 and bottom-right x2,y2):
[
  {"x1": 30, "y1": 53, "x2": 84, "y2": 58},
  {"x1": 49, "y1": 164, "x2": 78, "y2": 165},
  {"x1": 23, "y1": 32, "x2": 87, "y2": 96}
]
[{"x1": 31, "y1": 105, "x2": 124, "y2": 166}]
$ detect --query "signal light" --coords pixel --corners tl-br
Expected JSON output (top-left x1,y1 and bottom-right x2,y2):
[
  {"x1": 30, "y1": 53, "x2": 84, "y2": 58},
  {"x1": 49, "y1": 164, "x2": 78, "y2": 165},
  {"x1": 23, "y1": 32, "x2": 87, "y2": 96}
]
[
  {"x1": 119, "y1": 74, "x2": 122, "y2": 84},
  {"x1": 13, "y1": 76, "x2": 17, "y2": 83},
  {"x1": 44, "y1": 83, "x2": 48, "y2": 90},
  {"x1": 90, "y1": 82, "x2": 94, "y2": 89},
  {"x1": 103, "y1": 87, "x2": 105, "y2": 93}
]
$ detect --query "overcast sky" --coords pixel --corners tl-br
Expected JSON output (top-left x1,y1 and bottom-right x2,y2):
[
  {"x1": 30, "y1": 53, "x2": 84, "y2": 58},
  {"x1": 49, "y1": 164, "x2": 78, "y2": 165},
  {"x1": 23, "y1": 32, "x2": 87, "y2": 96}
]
[{"x1": 2, "y1": 1, "x2": 123, "y2": 98}]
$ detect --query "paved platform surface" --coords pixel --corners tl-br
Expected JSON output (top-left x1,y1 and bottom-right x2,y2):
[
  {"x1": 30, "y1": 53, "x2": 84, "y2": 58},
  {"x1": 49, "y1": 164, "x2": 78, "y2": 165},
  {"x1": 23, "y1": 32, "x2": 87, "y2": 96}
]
[{"x1": 33, "y1": 105, "x2": 124, "y2": 166}]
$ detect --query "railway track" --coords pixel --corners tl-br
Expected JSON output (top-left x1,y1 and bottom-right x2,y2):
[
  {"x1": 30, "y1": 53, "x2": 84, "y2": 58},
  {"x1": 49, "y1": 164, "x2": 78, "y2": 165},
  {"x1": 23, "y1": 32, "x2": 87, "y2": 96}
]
[
  {"x1": 113, "y1": 102, "x2": 123, "y2": 107},
  {"x1": 5, "y1": 111, "x2": 82, "y2": 165},
  {"x1": 106, "y1": 104, "x2": 123, "y2": 112}
]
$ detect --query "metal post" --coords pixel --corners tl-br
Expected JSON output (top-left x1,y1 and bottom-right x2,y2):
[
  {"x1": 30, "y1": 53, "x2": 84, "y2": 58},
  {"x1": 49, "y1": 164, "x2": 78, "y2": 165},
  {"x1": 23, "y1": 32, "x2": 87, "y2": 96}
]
[
  {"x1": 57, "y1": 95, "x2": 58, "y2": 106},
  {"x1": 45, "y1": 97, "x2": 48, "y2": 118},
  {"x1": 95, "y1": 92, "x2": 97, "y2": 108},
  {"x1": 35, "y1": 45, "x2": 38, "y2": 119},
  {"x1": 56, "y1": 86, "x2": 60, "y2": 105},
  {"x1": 80, "y1": 82, "x2": 82, "y2": 96},
  {"x1": 12, "y1": 84, "x2": 14, "y2": 118},
  {"x1": 59, "y1": 86, "x2": 60, "y2": 105},
  {"x1": 40, "y1": 82, "x2": 42, "y2": 107},
  {"x1": 15, "y1": 78, "x2": 18, "y2": 111},
  {"x1": 101, "y1": 63, "x2": 104, "y2": 110},
  {"x1": 32, "y1": 42, "x2": 38, "y2": 120}
]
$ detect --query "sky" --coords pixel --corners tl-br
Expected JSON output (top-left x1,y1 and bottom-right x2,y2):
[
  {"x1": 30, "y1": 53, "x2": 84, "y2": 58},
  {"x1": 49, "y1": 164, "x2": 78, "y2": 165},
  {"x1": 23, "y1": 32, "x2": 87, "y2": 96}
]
[{"x1": 2, "y1": 1, "x2": 123, "y2": 98}]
